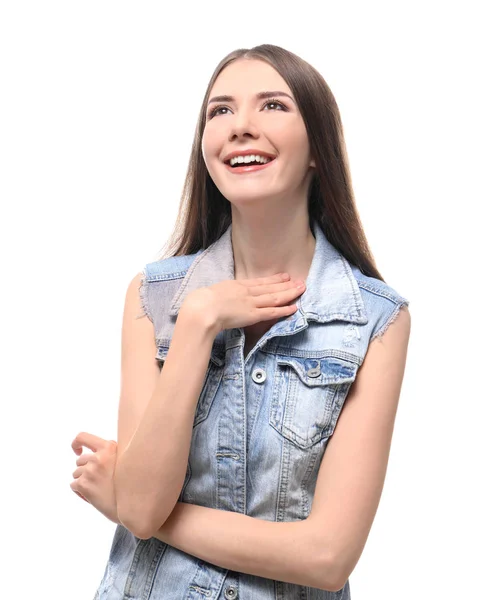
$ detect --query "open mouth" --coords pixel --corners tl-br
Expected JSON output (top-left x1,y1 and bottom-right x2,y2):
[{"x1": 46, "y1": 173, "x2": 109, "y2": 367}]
[
  {"x1": 228, "y1": 156, "x2": 274, "y2": 168},
  {"x1": 224, "y1": 156, "x2": 277, "y2": 173}
]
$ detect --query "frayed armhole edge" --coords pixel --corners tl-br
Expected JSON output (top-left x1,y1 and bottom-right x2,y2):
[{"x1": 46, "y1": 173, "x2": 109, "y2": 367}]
[
  {"x1": 135, "y1": 270, "x2": 153, "y2": 323},
  {"x1": 370, "y1": 300, "x2": 410, "y2": 342}
]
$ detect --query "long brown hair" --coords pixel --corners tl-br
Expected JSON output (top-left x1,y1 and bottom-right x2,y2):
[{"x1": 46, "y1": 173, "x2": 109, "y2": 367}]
[{"x1": 155, "y1": 44, "x2": 384, "y2": 282}]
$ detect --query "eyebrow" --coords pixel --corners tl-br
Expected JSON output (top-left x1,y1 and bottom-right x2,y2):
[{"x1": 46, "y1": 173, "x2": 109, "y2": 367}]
[{"x1": 207, "y1": 90, "x2": 295, "y2": 105}]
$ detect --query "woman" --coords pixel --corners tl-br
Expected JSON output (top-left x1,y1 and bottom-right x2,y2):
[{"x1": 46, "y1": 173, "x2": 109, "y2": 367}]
[{"x1": 71, "y1": 44, "x2": 411, "y2": 599}]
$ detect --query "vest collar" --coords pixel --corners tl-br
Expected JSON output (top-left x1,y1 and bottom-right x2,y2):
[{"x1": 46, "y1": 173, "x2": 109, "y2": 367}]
[{"x1": 169, "y1": 219, "x2": 368, "y2": 325}]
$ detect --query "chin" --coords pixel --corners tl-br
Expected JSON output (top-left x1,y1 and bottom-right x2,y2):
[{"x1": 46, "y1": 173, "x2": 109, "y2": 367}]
[{"x1": 225, "y1": 191, "x2": 276, "y2": 207}]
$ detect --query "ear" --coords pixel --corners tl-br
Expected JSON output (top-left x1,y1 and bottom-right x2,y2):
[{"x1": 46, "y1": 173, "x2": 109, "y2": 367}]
[{"x1": 309, "y1": 158, "x2": 316, "y2": 168}]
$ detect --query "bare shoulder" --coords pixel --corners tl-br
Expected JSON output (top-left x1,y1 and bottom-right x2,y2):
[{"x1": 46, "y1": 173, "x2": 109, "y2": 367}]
[
  {"x1": 124, "y1": 272, "x2": 147, "y2": 317},
  {"x1": 354, "y1": 303, "x2": 411, "y2": 410}
]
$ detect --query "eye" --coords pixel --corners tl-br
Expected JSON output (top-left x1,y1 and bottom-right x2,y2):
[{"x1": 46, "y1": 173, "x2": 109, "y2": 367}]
[
  {"x1": 207, "y1": 105, "x2": 230, "y2": 119},
  {"x1": 206, "y1": 98, "x2": 288, "y2": 120},
  {"x1": 263, "y1": 100, "x2": 287, "y2": 112}
]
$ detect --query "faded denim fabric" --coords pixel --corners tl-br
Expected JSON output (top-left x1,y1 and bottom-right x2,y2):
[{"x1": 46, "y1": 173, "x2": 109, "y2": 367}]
[{"x1": 94, "y1": 219, "x2": 409, "y2": 600}]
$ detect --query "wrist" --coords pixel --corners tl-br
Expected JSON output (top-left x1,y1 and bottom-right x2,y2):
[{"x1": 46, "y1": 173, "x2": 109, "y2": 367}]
[{"x1": 179, "y1": 291, "x2": 221, "y2": 338}]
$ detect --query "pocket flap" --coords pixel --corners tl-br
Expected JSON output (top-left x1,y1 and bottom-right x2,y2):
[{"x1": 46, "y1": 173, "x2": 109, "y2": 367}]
[{"x1": 276, "y1": 354, "x2": 358, "y2": 386}]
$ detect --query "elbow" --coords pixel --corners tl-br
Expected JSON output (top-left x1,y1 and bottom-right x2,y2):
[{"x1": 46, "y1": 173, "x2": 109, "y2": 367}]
[
  {"x1": 311, "y1": 549, "x2": 348, "y2": 593},
  {"x1": 326, "y1": 543, "x2": 362, "y2": 592},
  {"x1": 118, "y1": 509, "x2": 164, "y2": 540},
  {"x1": 117, "y1": 511, "x2": 153, "y2": 540},
  {"x1": 327, "y1": 574, "x2": 348, "y2": 594},
  {"x1": 306, "y1": 523, "x2": 352, "y2": 592},
  {"x1": 115, "y1": 478, "x2": 166, "y2": 539},
  {"x1": 324, "y1": 556, "x2": 351, "y2": 594},
  {"x1": 117, "y1": 502, "x2": 167, "y2": 540},
  {"x1": 327, "y1": 581, "x2": 348, "y2": 594}
]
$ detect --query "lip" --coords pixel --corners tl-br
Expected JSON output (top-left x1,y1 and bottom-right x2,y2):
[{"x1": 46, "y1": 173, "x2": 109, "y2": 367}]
[
  {"x1": 222, "y1": 148, "x2": 276, "y2": 163},
  {"x1": 224, "y1": 158, "x2": 276, "y2": 175}
]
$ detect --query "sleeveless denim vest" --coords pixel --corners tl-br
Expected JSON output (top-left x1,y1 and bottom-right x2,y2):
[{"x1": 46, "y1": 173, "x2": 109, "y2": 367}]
[{"x1": 94, "y1": 219, "x2": 409, "y2": 600}]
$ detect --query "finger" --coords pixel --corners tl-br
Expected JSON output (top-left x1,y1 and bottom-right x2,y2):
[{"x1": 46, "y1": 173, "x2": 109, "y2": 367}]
[
  {"x1": 255, "y1": 303, "x2": 298, "y2": 320},
  {"x1": 236, "y1": 272, "x2": 289, "y2": 286},
  {"x1": 72, "y1": 466, "x2": 83, "y2": 478},
  {"x1": 253, "y1": 284, "x2": 305, "y2": 309},
  {"x1": 247, "y1": 280, "x2": 303, "y2": 297},
  {"x1": 76, "y1": 452, "x2": 95, "y2": 466},
  {"x1": 71, "y1": 432, "x2": 108, "y2": 454}
]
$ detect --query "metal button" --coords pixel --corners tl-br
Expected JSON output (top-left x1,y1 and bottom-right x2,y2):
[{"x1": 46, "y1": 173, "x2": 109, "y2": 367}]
[
  {"x1": 224, "y1": 586, "x2": 238, "y2": 599},
  {"x1": 252, "y1": 368, "x2": 267, "y2": 384},
  {"x1": 306, "y1": 364, "x2": 321, "y2": 378}
]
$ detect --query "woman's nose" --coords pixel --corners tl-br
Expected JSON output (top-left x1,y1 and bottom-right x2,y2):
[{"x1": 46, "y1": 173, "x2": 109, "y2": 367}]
[{"x1": 228, "y1": 112, "x2": 260, "y2": 141}]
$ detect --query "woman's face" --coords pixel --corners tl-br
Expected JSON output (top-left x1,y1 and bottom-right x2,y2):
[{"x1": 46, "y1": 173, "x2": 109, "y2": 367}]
[{"x1": 201, "y1": 59, "x2": 315, "y2": 209}]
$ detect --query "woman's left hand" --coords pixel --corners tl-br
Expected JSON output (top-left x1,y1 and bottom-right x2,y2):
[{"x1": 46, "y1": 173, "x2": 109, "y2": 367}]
[{"x1": 70, "y1": 431, "x2": 120, "y2": 524}]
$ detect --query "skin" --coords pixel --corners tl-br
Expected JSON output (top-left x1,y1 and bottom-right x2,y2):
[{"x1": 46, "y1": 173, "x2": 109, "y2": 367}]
[
  {"x1": 71, "y1": 433, "x2": 120, "y2": 524},
  {"x1": 70, "y1": 58, "x2": 412, "y2": 591}
]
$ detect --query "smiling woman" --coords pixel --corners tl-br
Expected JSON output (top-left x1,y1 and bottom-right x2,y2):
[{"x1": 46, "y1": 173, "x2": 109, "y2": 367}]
[
  {"x1": 83, "y1": 43, "x2": 410, "y2": 600},
  {"x1": 202, "y1": 59, "x2": 316, "y2": 211}
]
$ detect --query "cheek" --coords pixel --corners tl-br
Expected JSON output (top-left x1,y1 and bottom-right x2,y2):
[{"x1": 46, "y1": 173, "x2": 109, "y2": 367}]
[
  {"x1": 201, "y1": 130, "x2": 221, "y2": 171},
  {"x1": 284, "y1": 124, "x2": 309, "y2": 153},
  {"x1": 201, "y1": 134, "x2": 225, "y2": 190},
  {"x1": 284, "y1": 132, "x2": 312, "y2": 172}
]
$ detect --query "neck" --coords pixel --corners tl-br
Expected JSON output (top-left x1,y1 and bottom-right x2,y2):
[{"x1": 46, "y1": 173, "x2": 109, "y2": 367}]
[{"x1": 231, "y1": 212, "x2": 316, "y2": 284}]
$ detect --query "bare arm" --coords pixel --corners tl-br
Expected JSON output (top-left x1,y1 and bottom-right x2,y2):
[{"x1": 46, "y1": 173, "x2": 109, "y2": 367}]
[
  {"x1": 114, "y1": 274, "x2": 217, "y2": 538},
  {"x1": 154, "y1": 503, "x2": 338, "y2": 592},
  {"x1": 307, "y1": 305, "x2": 411, "y2": 588}
]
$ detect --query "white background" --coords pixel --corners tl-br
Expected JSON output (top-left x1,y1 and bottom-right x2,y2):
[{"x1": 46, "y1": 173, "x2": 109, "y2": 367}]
[{"x1": 1, "y1": 1, "x2": 476, "y2": 598}]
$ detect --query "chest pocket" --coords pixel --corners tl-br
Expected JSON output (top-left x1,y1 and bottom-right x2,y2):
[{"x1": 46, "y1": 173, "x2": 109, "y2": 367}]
[
  {"x1": 155, "y1": 342, "x2": 224, "y2": 428},
  {"x1": 269, "y1": 353, "x2": 359, "y2": 450}
]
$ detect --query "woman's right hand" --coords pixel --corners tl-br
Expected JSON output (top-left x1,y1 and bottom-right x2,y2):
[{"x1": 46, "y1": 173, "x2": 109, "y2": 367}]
[{"x1": 181, "y1": 272, "x2": 306, "y2": 334}]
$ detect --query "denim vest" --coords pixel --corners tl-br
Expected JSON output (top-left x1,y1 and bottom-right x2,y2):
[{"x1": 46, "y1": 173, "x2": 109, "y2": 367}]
[{"x1": 94, "y1": 219, "x2": 409, "y2": 600}]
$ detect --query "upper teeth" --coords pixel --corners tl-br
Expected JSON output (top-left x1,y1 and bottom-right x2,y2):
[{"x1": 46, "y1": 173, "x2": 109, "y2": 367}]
[{"x1": 229, "y1": 154, "x2": 272, "y2": 166}]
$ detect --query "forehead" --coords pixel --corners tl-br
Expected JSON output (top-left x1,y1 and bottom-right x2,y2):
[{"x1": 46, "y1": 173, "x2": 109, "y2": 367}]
[{"x1": 208, "y1": 59, "x2": 292, "y2": 99}]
